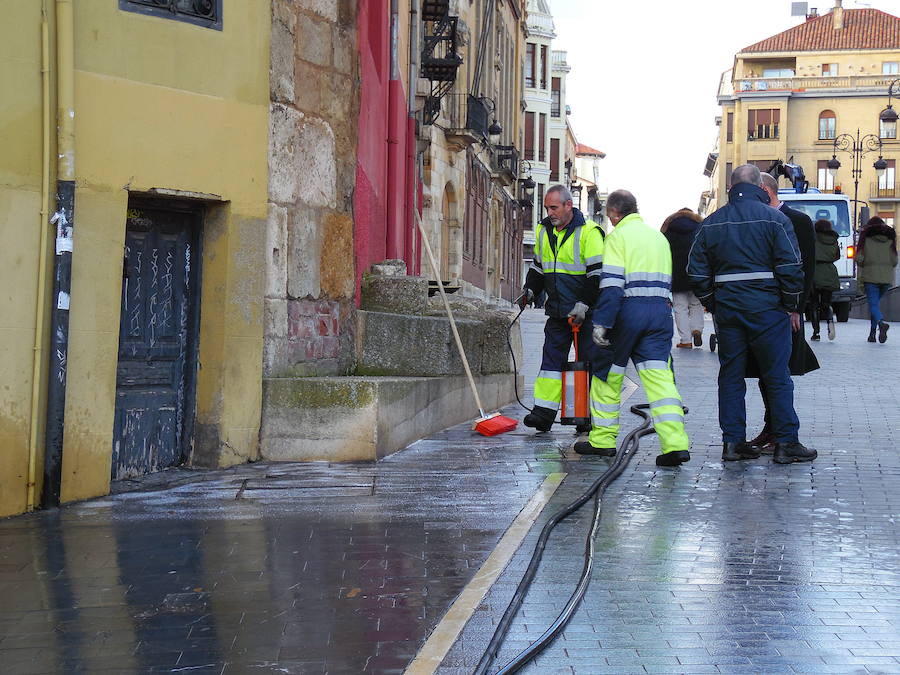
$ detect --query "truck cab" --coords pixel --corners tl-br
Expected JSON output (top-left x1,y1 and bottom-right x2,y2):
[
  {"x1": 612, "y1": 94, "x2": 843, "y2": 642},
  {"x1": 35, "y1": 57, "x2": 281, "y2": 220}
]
[{"x1": 777, "y1": 188, "x2": 856, "y2": 321}]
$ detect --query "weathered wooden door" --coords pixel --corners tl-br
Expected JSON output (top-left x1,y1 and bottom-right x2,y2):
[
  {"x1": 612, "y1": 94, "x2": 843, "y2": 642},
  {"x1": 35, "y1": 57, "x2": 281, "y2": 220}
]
[{"x1": 112, "y1": 202, "x2": 200, "y2": 480}]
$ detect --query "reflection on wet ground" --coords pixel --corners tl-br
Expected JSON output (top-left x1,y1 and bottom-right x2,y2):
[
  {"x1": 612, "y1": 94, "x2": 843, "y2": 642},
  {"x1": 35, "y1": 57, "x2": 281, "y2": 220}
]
[{"x1": 1, "y1": 314, "x2": 899, "y2": 674}]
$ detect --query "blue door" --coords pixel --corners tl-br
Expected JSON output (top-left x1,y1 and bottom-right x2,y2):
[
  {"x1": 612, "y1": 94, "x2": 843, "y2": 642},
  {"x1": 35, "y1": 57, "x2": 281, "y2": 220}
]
[{"x1": 112, "y1": 203, "x2": 200, "y2": 480}]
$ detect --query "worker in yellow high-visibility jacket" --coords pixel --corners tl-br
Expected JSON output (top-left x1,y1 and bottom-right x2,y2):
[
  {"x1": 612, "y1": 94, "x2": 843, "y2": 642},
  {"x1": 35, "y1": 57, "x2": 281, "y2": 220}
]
[
  {"x1": 520, "y1": 185, "x2": 611, "y2": 434},
  {"x1": 578, "y1": 190, "x2": 691, "y2": 466}
]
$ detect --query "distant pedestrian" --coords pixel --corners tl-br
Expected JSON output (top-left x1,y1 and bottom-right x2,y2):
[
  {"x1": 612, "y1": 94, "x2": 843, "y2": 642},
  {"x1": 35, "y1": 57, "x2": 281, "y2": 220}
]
[
  {"x1": 519, "y1": 185, "x2": 610, "y2": 432},
  {"x1": 811, "y1": 218, "x2": 841, "y2": 341},
  {"x1": 688, "y1": 164, "x2": 816, "y2": 465},
  {"x1": 579, "y1": 190, "x2": 690, "y2": 466},
  {"x1": 662, "y1": 207, "x2": 704, "y2": 348},
  {"x1": 857, "y1": 216, "x2": 898, "y2": 343}
]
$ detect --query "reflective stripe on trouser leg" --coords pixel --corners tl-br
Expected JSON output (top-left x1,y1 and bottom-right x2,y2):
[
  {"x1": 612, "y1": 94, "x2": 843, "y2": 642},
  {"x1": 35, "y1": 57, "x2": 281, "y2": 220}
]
[
  {"x1": 533, "y1": 370, "x2": 562, "y2": 411},
  {"x1": 637, "y1": 362, "x2": 689, "y2": 453},
  {"x1": 588, "y1": 371, "x2": 623, "y2": 448}
]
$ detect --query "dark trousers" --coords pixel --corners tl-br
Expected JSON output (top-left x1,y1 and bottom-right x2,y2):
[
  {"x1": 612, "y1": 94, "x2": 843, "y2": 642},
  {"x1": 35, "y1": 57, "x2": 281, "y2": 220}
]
[
  {"x1": 715, "y1": 308, "x2": 799, "y2": 444},
  {"x1": 811, "y1": 289, "x2": 833, "y2": 334}
]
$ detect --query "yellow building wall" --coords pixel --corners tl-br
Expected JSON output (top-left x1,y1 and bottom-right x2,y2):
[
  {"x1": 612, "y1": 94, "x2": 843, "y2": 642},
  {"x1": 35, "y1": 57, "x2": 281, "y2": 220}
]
[
  {"x1": 0, "y1": 1, "x2": 54, "y2": 517},
  {"x1": 722, "y1": 47, "x2": 900, "y2": 225},
  {"x1": 0, "y1": 0, "x2": 270, "y2": 514}
]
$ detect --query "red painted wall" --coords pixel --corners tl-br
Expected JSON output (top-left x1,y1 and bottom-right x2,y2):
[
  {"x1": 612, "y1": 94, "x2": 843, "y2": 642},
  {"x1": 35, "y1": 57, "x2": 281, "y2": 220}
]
[{"x1": 354, "y1": 1, "x2": 420, "y2": 302}]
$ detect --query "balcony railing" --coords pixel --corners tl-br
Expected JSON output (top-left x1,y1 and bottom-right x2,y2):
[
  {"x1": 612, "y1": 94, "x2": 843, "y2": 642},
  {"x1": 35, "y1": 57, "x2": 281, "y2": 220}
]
[
  {"x1": 870, "y1": 182, "x2": 900, "y2": 199},
  {"x1": 735, "y1": 74, "x2": 899, "y2": 94},
  {"x1": 493, "y1": 145, "x2": 520, "y2": 184},
  {"x1": 442, "y1": 94, "x2": 489, "y2": 146}
]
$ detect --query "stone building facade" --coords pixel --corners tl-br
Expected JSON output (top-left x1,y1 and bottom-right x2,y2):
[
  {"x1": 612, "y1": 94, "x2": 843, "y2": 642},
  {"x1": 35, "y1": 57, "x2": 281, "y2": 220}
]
[{"x1": 266, "y1": 0, "x2": 360, "y2": 378}]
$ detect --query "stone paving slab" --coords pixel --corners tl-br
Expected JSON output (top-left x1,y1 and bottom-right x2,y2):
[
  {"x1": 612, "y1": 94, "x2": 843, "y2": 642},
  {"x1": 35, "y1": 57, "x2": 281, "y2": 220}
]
[
  {"x1": 440, "y1": 315, "x2": 900, "y2": 675},
  {"x1": 1, "y1": 311, "x2": 898, "y2": 675}
]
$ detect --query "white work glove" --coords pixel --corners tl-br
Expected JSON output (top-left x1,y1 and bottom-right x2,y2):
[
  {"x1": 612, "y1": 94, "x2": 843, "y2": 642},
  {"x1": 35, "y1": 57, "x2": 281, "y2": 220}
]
[
  {"x1": 567, "y1": 301, "x2": 589, "y2": 326},
  {"x1": 592, "y1": 324, "x2": 610, "y2": 348}
]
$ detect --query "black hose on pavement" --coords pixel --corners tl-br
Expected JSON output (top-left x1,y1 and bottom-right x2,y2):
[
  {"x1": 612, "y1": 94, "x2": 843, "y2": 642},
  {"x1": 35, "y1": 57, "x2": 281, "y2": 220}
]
[
  {"x1": 506, "y1": 299, "x2": 531, "y2": 413},
  {"x1": 474, "y1": 403, "x2": 675, "y2": 675}
]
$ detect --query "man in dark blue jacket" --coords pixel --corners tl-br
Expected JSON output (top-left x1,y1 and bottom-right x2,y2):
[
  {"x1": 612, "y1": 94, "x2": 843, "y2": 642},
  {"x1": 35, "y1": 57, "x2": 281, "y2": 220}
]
[{"x1": 688, "y1": 164, "x2": 816, "y2": 465}]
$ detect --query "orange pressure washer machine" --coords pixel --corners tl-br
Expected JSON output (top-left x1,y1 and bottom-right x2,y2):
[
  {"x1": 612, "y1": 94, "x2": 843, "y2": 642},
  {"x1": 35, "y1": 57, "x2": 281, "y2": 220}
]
[{"x1": 559, "y1": 317, "x2": 591, "y2": 429}]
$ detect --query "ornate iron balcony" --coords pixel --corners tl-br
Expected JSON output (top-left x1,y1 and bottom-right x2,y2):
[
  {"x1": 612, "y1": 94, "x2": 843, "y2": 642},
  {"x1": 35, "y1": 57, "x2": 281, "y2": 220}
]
[{"x1": 119, "y1": 0, "x2": 221, "y2": 30}]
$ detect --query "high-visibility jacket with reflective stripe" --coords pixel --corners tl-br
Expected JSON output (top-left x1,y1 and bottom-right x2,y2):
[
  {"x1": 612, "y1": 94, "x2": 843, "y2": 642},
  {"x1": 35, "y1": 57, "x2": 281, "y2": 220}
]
[
  {"x1": 687, "y1": 183, "x2": 804, "y2": 314},
  {"x1": 524, "y1": 209, "x2": 605, "y2": 319},
  {"x1": 594, "y1": 212, "x2": 672, "y2": 329}
]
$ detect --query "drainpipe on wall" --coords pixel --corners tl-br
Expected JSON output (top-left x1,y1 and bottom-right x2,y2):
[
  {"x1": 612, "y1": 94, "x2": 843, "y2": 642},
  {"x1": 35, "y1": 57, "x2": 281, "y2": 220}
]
[
  {"x1": 26, "y1": 5, "x2": 53, "y2": 511},
  {"x1": 42, "y1": 0, "x2": 76, "y2": 508},
  {"x1": 386, "y1": 0, "x2": 406, "y2": 261},
  {"x1": 406, "y1": 0, "x2": 420, "y2": 275}
]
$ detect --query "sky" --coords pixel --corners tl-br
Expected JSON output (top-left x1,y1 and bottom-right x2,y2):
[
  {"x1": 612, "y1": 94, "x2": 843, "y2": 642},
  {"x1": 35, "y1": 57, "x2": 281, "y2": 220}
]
[{"x1": 550, "y1": 0, "x2": 900, "y2": 227}]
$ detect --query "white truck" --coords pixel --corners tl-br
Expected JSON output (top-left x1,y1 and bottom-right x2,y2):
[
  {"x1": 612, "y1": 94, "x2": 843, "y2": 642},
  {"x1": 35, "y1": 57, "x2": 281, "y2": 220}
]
[{"x1": 771, "y1": 161, "x2": 857, "y2": 322}]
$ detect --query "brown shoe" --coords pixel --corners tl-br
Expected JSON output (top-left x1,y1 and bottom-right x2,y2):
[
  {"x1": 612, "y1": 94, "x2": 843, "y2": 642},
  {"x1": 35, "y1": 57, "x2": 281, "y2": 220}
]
[
  {"x1": 692, "y1": 330, "x2": 703, "y2": 347},
  {"x1": 676, "y1": 342, "x2": 693, "y2": 349},
  {"x1": 748, "y1": 431, "x2": 777, "y2": 454}
]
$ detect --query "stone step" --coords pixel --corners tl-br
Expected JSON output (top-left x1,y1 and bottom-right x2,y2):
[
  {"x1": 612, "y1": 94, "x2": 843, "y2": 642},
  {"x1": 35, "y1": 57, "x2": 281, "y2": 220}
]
[{"x1": 259, "y1": 373, "x2": 522, "y2": 461}]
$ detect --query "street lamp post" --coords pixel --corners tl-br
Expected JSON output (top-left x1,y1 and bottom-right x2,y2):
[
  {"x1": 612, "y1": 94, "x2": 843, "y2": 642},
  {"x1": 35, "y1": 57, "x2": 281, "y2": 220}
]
[{"x1": 826, "y1": 130, "x2": 886, "y2": 250}]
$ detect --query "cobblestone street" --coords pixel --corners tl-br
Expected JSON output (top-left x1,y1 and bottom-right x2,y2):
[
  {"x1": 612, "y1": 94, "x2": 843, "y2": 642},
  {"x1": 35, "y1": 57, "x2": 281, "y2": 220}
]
[{"x1": 1, "y1": 310, "x2": 899, "y2": 674}]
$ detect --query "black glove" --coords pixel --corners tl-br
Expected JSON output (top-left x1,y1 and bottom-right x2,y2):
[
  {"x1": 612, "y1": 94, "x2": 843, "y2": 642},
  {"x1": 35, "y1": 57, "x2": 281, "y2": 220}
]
[{"x1": 518, "y1": 288, "x2": 534, "y2": 310}]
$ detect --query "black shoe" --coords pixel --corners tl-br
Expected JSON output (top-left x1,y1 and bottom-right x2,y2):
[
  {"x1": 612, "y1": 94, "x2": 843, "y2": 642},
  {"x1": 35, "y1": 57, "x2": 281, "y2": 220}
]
[
  {"x1": 868, "y1": 328, "x2": 877, "y2": 343},
  {"x1": 773, "y1": 441, "x2": 817, "y2": 464},
  {"x1": 575, "y1": 423, "x2": 591, "y2": 434},
  {"x1": 879, "y1": 321, "x2": 890, "y2": 343},
  {"x1": 722, "y1": 441, "x2": 761, "y2": 461},
  {"x1": 810, "y1": 332, "x2": 820, "y2": 341},
  {"x1": 523, "y1": 405, "x2": 555, "y2": 432},
  {"x1": 574, "y1": 441, "x2": 616, "y2": 457},
  {"x1": 692, "y1": 330, "x2": 703, "y2": 347},
  {"x1": 656, "y1": 450, "x2": 690, "y2": 467}
]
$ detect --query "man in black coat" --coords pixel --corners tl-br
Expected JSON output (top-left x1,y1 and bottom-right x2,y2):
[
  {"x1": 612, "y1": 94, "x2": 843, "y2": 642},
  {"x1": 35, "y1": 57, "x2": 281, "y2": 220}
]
[{"x1": 747, "y1": 173, "x2": 819, "y2": 453}]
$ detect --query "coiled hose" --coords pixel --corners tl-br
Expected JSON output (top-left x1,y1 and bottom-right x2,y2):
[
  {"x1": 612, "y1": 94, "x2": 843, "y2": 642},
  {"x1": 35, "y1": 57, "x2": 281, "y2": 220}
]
[{"x1": 474, "y1": 403, "x2": 669, "y2": 675}]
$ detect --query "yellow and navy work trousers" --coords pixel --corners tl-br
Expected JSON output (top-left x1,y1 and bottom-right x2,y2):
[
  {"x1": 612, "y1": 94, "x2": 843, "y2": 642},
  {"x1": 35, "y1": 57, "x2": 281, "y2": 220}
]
[
  {"x1": 589, "y1": 298, "x2": 689, "y2": 453},
  {"x1": 533, "y1": 315, "x2": 597, "y2": 415}
]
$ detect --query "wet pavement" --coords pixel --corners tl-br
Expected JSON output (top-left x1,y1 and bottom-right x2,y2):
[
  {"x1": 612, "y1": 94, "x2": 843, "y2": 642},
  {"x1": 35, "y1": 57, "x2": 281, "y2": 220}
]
[{"x1": 1, "y1": 311, "x2": 899, "y2": 674}]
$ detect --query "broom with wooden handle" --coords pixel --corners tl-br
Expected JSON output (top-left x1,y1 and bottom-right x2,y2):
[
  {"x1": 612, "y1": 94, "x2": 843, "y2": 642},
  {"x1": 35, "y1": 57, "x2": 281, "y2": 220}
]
[{"x1": 414, "y1": 210, "x2": 518, "y2": 437}]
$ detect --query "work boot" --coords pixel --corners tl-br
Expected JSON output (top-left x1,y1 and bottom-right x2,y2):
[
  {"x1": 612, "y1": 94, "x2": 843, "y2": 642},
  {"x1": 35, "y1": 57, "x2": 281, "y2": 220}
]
[
  {"x1": 574, "y1": 440, "x2": 616, "y2": 457},
  {"x1": 773, "y1": 441, "x2": 817, "y2": 464},
  {"x1": 722, "y1": 441, "x2": 760, "y2": 461},
  {"x1": 575, "y1": 423, "x2": 591, "y2": 434},
  {"x1": 748, "y1": 430, "x2": 777, "y2": 454},
  {"x1": 868, "y1": 326, "x2": 877, "y2": 342},
  {"x1": 692, "y1": 330, "x2": 703, "y2": 347},
  {"x1": 879, "y1": 321, "x2": 890, "y2": 343},
  {"x1": 523, "y1": 405, "x2": 555, "y2": 432},
  {"x1": 656, "y1": 450, "x2": 690, "y2": 467}
]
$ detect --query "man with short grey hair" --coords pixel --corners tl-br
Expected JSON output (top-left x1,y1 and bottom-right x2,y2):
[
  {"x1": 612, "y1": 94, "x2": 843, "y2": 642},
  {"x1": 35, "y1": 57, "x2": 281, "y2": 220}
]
[
  {"x1": 520, "y1": 184, "x2": 609, "y2": 433},
  {"x1": 689, "y1": 164, "x2": 816, "y2": 464},
  {"x1": 581, "y1": 190, "x2": 690, "y2": 465}
]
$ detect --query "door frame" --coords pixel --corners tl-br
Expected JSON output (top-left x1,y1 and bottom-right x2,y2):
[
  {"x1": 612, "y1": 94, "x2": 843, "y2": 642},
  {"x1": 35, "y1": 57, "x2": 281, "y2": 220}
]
[{"x1": 118, "y1": 194, "x2": 204, "y2": 470}]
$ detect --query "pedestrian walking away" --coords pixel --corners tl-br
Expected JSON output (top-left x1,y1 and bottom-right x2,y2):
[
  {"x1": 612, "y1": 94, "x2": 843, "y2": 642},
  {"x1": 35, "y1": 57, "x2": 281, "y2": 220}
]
[
  {"x1": 744, "y1": 172, "x2": 820, "y2": 454},
  {"x1": 578, "y1": 190, "x2": 690, "y2": 466},
  {"x1": 520, "y1": 185, "x2": 611, "y2": 432},
  {"x1": 856, "y1": 216, "x2": 898, "y2": 343},
  {"x1": 689, "y1": 164, "x2": 817, "y2": 465},
  {"x1": 811, "y1": 218, "x2": 841, "y2": 341},
  {"x1": 662, "y1": 207, "x2": 704, "y2": 348}
]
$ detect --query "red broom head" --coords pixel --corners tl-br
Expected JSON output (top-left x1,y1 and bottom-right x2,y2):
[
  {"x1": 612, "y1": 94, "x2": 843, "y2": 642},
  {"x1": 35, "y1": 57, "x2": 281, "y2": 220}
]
[{"x1": 474, "y1": 413, "x2": 518, "y2": 436}]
